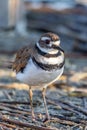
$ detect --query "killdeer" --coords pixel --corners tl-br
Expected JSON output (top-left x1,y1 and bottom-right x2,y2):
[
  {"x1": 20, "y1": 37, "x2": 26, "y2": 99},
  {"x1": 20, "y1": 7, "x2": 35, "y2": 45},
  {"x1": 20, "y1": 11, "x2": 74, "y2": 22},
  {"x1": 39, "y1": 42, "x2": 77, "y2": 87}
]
[{"x1": 12, "y1": 32, "x2": 65, "y2": 121}]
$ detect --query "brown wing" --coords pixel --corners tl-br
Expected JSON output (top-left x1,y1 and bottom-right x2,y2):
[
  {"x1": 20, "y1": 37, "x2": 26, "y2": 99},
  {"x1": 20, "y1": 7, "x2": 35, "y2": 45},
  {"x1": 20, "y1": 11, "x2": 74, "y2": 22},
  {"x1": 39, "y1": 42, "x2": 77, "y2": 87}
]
[{"x1": 12, "y1": 45, "x2": 33, "y2": 73}]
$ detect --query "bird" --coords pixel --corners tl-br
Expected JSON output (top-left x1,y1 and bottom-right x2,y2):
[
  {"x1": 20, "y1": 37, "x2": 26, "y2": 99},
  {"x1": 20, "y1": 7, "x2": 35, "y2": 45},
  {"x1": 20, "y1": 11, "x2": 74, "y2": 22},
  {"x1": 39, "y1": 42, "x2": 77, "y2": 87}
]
[{"x1": 12, "y1": 32, "x2": 65, "y2": 122}]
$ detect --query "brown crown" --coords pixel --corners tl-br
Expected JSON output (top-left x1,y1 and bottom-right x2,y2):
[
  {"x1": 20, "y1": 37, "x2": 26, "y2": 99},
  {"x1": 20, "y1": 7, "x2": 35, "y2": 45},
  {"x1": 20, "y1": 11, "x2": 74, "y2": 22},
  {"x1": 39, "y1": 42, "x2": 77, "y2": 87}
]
[{"x1": 40, "y1": 32, "x2": 60, "y2": 41}]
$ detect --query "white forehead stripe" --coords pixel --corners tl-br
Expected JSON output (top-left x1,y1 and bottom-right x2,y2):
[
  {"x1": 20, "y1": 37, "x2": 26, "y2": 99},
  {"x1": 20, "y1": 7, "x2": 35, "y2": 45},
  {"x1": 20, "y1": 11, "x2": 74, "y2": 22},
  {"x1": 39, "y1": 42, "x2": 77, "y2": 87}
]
[
  {"x1": 53, "y1": 40, "x2": 60, "y2": 46},
  {"x1": 41, "y1": 37, "x2": 50, "y2": 40}
]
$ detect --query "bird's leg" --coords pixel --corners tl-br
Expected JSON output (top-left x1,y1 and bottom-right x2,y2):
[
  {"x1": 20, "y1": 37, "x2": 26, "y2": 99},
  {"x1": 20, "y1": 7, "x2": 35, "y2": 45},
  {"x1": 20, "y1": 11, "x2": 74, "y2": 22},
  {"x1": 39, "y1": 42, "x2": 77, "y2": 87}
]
[
  {"x1": 42, "y1": 87, "x2": 50, "y2": 122},
  {"x1": 29, "y1": 86, "x2": 35, "y2": 121}
]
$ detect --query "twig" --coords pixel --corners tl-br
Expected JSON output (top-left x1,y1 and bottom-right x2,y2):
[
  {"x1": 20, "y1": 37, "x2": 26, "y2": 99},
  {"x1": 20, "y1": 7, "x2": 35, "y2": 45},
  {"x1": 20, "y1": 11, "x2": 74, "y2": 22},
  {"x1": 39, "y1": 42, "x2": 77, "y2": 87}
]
[
  {"x1": 0, "y1": 125, "x2": 10, "y2": 130},
  {"x1": 47, "y1": 99, "x2": 86, "y2": 117},
  {"x1": 47, "y1": 97, "x2": 87, "y2": 116},
  {"x1": 47, "y1": 99, "x2": 80, "y2": 114},
  {"x1": 59, "y1": 100, "x2": 87, "y2": 116},
  {"x1": 3, "y1": 90, "x2": 13, "y2": 101},
  {"x1": 2, "y1": 112, "x2": 29, "y2": 122},
  {"x1": 47, "y1": 99, "x2": 87, "y2": 126},
  {"x1": 0, "y1": 122, "x2": 18, "y2": 129},
  {"x1": 0, "y1": 100, "x2": 86, "y2": 128},
  {"x1": 0, "y1": 115, "x2": 55, "y2": 130},
  {"x1": 0, "y1": 105, "x2": 31, "y2": 116},
  {"x1": 0, "y1": 101, "x2": 30, "y2": 104},
  {"x1": 44, "y1": 117, "x2": 80, "y2": 126}
]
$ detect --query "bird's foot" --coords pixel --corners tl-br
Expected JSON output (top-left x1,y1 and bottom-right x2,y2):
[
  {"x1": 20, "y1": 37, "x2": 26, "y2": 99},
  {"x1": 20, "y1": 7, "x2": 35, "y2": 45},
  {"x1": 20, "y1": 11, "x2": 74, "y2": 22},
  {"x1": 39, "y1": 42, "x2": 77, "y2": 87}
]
[
  {"x1": 31, "y1": 113, "x2": 37, "y2": 123},
  {"x1": 43, "y1": 114, "x2": 50, "y2": 123},
  {"x1": 32, "y1": 117, "x2": 36, "y2": 122},
  {"x1": 31, "y1": 114, "x2": 41, "y2": 124}
]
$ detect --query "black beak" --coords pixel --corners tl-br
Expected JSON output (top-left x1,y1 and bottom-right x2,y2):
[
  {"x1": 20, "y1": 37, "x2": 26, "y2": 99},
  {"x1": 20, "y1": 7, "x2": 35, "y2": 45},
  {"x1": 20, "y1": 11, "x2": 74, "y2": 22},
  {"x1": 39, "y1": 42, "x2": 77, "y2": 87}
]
[{"x1": 52, "y1": 45, "x2": 64, "y2": 53}]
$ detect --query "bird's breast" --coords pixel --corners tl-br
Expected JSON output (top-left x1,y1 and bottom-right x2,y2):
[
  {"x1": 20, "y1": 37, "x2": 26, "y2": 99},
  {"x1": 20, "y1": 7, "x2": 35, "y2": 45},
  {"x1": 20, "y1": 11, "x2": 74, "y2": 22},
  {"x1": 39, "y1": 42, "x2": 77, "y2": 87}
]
[{"x1": 16, "y1": 58, "x2": 64, "y2": 86}]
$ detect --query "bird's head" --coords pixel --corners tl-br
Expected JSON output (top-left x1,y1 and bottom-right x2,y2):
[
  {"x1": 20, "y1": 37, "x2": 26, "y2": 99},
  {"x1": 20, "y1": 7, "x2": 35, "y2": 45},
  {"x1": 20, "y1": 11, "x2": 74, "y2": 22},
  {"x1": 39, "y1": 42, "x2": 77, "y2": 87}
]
[{"x1": 36, "y1": 32, "x2": 60, "y2": 54}]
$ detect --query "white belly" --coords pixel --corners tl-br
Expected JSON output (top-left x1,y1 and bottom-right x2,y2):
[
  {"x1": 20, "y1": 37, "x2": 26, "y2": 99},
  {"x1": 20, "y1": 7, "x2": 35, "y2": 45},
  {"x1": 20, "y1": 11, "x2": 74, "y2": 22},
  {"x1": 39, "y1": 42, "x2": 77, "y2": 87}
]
[{"x1": 16, "y1": 59, "x2": 64, "y2": 87}]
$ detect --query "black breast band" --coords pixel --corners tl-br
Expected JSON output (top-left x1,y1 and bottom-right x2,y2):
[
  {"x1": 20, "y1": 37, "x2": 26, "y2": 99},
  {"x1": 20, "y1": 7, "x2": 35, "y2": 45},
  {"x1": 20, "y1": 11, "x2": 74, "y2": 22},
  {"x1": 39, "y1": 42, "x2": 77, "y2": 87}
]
[{"x1": 32, "y1": 57, "x2": 65, "y2": 71}]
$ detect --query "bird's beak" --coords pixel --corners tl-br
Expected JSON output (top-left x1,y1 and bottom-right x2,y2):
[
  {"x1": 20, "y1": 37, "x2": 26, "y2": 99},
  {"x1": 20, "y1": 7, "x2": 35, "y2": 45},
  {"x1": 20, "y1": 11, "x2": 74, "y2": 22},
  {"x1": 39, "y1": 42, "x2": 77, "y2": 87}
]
[
  {"x1": 52, "y1": 45, "x2": 64, "y2": 53},
  {"x1": 57, "y1": 46, "x2": 64, "y2": 53}
]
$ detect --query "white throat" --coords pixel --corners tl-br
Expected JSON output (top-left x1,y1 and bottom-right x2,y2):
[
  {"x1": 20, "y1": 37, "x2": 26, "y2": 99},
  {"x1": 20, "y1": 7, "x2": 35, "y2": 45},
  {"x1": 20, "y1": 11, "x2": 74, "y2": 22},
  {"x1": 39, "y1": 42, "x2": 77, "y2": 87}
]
[{"x1": 36, "y1": 42, "x2": 58, "y2": 54}]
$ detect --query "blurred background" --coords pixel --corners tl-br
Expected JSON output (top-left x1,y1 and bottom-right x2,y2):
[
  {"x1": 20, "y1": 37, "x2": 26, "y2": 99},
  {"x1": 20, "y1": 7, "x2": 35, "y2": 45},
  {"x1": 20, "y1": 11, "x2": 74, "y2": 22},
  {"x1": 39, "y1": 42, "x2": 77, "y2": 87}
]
[
  {"x1": 0, "y1": 0, "x2": 87, "y2": 54},
  {"x1": 0, "y1": 0, "x2": 87, "y2": 129}
]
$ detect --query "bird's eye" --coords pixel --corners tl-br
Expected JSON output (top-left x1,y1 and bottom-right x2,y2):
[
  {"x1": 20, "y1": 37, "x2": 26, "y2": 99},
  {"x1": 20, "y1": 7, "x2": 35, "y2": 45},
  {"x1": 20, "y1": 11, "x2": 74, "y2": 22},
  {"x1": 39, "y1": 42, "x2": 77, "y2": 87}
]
[{"x1": 45, "y1": 39, "x2": 50, "y2": 44}]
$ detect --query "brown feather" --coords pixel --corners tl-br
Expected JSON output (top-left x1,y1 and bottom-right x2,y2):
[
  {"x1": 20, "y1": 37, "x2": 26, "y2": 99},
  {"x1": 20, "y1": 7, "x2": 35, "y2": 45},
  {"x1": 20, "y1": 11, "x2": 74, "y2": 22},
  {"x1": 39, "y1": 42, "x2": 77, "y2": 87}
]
[
  {"x1": 12, "y1": 45, "x2": 34, "y2": 73},
  {"x1": 40, "y1": 32, "x2": 60, "y2": 41}
]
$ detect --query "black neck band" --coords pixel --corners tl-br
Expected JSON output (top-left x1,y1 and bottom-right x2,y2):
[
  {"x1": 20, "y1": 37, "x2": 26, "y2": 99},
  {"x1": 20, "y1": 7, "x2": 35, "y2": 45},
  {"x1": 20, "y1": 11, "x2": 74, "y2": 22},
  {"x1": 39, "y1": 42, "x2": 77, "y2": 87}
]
[{"x1": 35, "y1": 44, "x2": 62, "y2": 58}]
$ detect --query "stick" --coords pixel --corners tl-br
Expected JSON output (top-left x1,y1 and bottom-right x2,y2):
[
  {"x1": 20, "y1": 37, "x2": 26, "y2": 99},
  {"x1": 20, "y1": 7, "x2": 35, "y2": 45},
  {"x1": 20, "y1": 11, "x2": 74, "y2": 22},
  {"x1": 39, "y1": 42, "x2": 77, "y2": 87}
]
[
  {"x1": 44, "y1": 117, "x2": 80, "y2": 126},
  {"x1": 0, "y1": 115, "x2": 55, "y2": 130}
]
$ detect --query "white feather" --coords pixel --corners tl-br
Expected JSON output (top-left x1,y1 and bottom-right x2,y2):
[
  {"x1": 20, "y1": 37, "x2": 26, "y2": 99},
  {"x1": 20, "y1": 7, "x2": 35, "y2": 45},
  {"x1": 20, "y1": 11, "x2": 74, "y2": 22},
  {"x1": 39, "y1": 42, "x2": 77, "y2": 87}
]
[
  {"x1": 36, "y1": 42, "x2": 58, "y2": 54},
  {"x1": 16, "y1": 58, "x2": 64, "y2": 87},
  {"x1": 38, "y1": 55, "x2": 64, "y2": 65},
  {"x1": 51, "y1": 40, "x2": 60, "y2": 46},
  {"x1": 41, "y1": 37, "x2": 50, "y2": 40}
]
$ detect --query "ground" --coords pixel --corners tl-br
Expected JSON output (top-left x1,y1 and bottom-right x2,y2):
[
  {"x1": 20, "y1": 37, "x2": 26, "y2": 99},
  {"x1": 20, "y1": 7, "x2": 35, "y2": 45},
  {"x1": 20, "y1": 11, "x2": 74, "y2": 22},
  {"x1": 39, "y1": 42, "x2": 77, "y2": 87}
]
[{"x1": 0, "y1": 53, "x2": 87, "y2": 130}]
